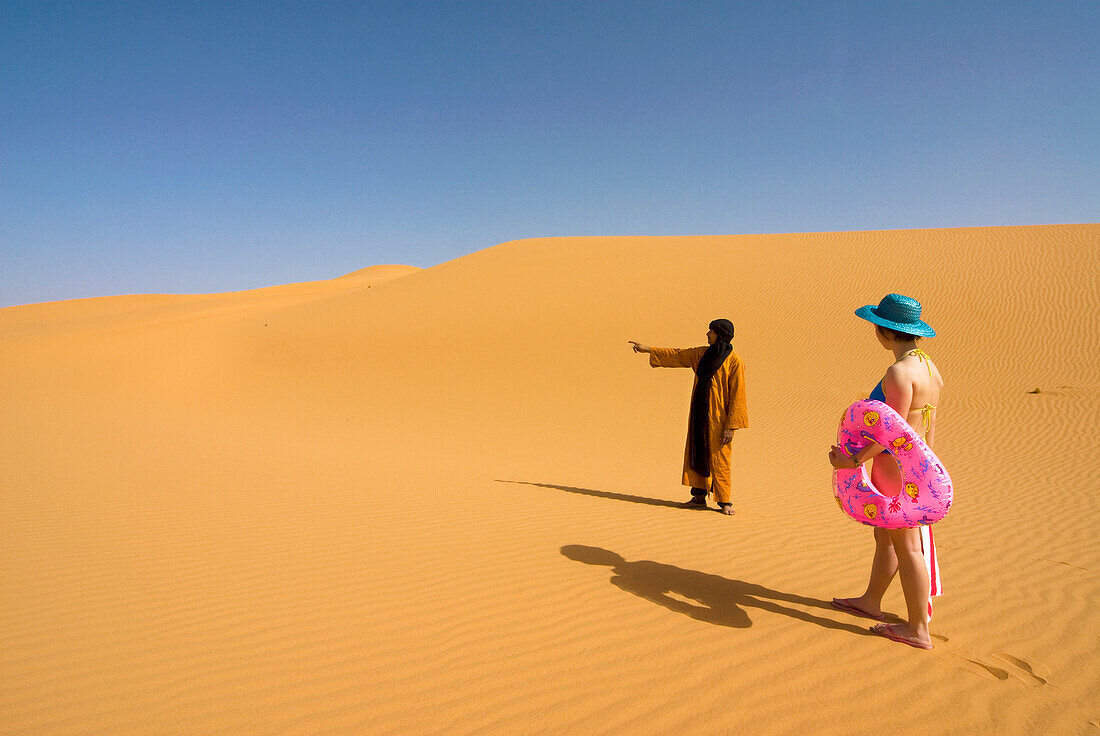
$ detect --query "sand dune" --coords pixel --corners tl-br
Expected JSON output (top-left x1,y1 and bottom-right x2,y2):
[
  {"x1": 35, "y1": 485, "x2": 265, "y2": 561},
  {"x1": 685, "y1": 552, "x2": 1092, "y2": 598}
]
[
  {"x1": 337, "y1": 264, "x2": 422, "y2": 281},
  {"x1": 2, "y1": 225, "x2": 1098, "y2": 735}
]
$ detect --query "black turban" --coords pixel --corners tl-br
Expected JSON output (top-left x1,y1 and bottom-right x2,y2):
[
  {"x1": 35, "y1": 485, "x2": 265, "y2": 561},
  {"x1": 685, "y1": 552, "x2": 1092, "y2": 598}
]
[{"x1": 709, "y1": 319, "x2": 734, "y2": 343}]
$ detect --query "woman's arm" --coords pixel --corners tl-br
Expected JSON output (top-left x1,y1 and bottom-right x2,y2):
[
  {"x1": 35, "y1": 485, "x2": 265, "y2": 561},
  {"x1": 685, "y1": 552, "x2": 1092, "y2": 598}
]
[
  {"x1": 829, "y1": 364, "x2": 914, "y2": 469},
  {"x1": 880, "y1": 363, "x2": 914, "y2": 418},
  {"x1": 854, "y1": 363, "x2": 914, "y2": 462}
]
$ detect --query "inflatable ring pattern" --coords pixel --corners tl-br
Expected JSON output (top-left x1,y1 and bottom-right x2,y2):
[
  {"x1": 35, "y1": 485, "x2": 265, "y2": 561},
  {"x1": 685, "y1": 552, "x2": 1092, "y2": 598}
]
[{"x1": 832, "y1": 399, "x2": 953, "y2": 528}]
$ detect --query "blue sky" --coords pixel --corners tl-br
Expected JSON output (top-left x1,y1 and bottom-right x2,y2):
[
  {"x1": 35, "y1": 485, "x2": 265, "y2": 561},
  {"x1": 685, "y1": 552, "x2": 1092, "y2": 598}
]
[{"x1": 2, "y1": 1, "x2": 1097, "y2": 307}]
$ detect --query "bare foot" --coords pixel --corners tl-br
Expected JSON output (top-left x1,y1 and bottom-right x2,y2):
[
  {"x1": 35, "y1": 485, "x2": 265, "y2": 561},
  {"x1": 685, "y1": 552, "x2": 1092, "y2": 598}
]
[
  {"x1": 831, "y1": 597, "x2": 885, "y2": 622},
  {"x1": 681, "y1": 498, "x2": 707, "y2": 509},
  {"x1": 720, "y1": 505, "x2": 735, "y2": 515},
  {"x1": 870, "y1": 622, "x2": 933, "y2": 650}
]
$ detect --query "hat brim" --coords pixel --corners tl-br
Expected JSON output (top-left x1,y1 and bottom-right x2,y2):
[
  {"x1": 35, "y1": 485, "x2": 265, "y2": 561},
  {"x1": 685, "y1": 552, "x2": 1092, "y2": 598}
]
[{"x1": 855, "y1": 305, "x2": 936, "y2": 337}]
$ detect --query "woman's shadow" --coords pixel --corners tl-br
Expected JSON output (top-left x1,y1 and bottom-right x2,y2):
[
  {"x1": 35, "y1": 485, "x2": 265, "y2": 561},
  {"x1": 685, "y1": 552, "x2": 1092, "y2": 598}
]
[{"x1": 562, "y1": 545, "x2": 873, "y2": 635}]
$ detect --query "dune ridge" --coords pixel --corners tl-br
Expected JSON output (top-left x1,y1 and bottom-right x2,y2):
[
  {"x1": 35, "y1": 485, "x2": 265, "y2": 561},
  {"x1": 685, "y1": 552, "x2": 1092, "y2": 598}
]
[{"x1": 2, "y1": 225, "x2": 1098, "y2": 735}]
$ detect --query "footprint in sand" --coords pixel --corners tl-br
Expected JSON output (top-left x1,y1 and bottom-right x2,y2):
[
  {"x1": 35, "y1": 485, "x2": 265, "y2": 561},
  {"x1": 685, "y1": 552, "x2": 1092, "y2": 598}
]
[
  {"x1": 992, "y1": 653, "x2": 1049, "y2": 685},
  {"x1": 959, "y1": 652, "x2": 1049, "y2": 686}
]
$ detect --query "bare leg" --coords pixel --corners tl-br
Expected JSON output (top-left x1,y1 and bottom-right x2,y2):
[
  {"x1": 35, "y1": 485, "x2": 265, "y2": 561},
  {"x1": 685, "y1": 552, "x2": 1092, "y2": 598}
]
[
  {"x1": 872, "y1": 527, "x2": 932, "y2": 647},
  {"x1": 835, "y1": 527, "x2": 896, "y2": 619}
]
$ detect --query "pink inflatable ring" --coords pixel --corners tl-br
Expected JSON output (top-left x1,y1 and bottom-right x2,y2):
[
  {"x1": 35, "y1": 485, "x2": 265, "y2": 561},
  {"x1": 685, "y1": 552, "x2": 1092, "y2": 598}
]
[{"x1": 833, "y1": 399, "x2": 953, "y2": 529}]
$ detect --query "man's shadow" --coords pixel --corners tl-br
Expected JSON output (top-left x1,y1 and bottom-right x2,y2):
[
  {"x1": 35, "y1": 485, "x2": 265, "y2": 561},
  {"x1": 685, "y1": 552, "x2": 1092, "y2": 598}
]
[
  {"x1": 562, "y1": 545, "x2": 873, "y2": 635},
  {"x1": 498, "y1": 480, "x2": 689, "y2": 510}
]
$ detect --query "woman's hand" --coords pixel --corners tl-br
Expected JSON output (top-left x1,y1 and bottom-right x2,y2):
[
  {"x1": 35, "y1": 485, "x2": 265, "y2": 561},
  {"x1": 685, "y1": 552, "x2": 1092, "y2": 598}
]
[
  {"x1": 722, "y1": 429, "x2": 734, "y2": 445},
  {"x1": 629, "y1": 341, "x2": 651, "y2": 354},
  {"x1": 829, "y1": 445, "x2": 859, "y2": 469}
]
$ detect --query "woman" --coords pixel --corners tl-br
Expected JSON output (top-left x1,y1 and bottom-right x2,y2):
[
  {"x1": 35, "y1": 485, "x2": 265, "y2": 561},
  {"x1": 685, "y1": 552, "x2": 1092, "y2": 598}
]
[
  {"x1": 630, "y1": 319, "x2": 748, "y2": 516},
  {"x1": 828, "y1": 294, "x2": 944, "y2": 649}
]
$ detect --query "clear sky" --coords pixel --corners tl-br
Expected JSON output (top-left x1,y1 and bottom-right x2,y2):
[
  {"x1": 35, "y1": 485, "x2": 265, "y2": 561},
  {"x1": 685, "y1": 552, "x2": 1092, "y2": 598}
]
[{"x1": 2, "y1": 1, "x2": 1097, "y2": 307}]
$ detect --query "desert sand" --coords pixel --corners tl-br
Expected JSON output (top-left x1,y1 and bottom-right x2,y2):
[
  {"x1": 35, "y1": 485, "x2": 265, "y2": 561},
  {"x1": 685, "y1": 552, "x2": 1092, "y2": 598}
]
[{"x1": 2, "y1": 224, "x2": 1097, "y2": 735}]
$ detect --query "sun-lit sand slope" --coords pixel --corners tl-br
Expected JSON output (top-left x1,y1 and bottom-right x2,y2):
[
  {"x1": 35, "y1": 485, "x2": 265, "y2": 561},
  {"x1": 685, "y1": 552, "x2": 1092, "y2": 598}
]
[{"x1": 2, "y1": 225, "x2": 1098, "y2": 735}]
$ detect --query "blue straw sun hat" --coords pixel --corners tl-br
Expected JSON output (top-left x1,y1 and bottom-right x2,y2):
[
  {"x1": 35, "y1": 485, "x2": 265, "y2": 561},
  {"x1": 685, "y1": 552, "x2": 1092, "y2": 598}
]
[{"x1": 855, "y1": 293, "x2": 936, "y2": 337}]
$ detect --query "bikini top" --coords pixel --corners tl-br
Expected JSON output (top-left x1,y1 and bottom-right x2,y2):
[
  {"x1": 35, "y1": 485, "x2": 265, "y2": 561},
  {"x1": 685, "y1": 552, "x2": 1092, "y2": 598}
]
[{"x1": 869, "y1": 349, "x2": 937, "y2": 440}]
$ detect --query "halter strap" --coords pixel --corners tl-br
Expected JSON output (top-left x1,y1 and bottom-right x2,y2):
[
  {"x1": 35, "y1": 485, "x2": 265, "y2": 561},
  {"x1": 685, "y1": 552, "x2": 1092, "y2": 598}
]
[
  {"x1": 905, "y1": 349, "x2": 935, "y2": 439},
  {"x1": 905, "y1": 348, "x2": 933, "y2": 375}
]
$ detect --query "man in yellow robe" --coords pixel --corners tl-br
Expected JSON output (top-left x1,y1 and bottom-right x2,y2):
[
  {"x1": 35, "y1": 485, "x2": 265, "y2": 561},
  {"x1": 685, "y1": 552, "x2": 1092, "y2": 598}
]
[{"x1": 630, "y1": 319, "x2": 748, "y2": 515}]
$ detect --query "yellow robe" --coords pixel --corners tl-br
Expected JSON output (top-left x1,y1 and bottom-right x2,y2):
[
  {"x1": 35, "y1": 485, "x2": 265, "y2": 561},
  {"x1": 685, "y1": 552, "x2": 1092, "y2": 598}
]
[{"x1": 649, "y1": 346, "x2": 748, "y2": 503}]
